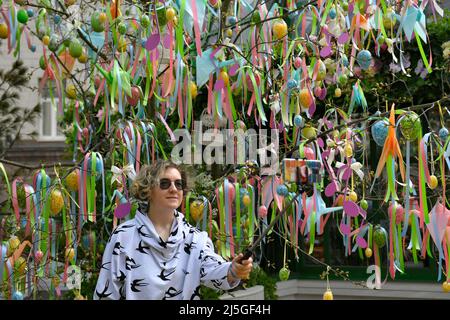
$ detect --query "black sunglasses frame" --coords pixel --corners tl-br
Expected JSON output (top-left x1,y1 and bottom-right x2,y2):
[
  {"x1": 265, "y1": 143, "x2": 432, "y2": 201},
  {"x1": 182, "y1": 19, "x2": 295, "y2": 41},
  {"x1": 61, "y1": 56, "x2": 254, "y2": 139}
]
[{"x1": 158, "y1": 178, "x2": 184, "y2": 190}]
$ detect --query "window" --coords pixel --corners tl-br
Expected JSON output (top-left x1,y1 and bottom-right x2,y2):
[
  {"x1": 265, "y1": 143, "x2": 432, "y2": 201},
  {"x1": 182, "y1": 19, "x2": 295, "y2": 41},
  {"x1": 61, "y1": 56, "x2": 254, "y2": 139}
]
[{"x1": 39, "y1": 81, "x2": 65, "y2": 141}]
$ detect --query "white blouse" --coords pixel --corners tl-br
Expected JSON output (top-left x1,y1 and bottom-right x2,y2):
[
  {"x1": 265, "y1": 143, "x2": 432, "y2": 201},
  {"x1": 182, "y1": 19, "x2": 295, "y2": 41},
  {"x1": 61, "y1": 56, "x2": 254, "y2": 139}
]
[{"x1": 93, "y1": 210, "x2": 239, "y2": 300}]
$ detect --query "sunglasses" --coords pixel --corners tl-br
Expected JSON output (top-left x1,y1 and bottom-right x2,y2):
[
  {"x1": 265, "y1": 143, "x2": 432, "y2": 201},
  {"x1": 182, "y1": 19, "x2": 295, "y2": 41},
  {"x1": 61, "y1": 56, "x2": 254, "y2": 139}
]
[{"x1": 159, "y1": 178, "x2": 184, "y2": 191}]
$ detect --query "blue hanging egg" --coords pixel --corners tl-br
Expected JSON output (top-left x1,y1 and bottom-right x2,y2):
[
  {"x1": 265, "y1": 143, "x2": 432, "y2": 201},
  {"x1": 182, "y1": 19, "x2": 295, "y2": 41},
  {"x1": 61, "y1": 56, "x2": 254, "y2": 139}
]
[
  {"x1": 30, "y1": 45, "x2": 36, "y2": 52},
  {"x1": 371, "y1": 118, "x2": 389, "y2": 147},
  {"x1": 356, "y1": 50, "x2": 372, "y2": 70},
  {"x1": 341, "y1": 55, "x2": 349, "y2": 67},
  {"x1": 439, "y1": 127, "x2": 449, "y2": 141},
  {"x1": 27, "y1": 9, "x2": 34, "y2": 17},
  {"x1": 294, "y1": 114, "x2": 304, "y2": 127},
  {"x1": 227, "y1": 16, "x2": 237, "y2": 25},
  {"x1": 276, "y1": 184, "x2": 289, "y2": 196},
  {"x1": 329, "y1": 8, "x2": 336, "y2": 19},
  {"x1": 12, "y1": 291, "x2": 24, "y2": 300},
  {"x1": 287, "y1": 79, "x2": 298, "y2": 90},
  {"x1": 54, "y1": 15, "x2": 61, "y2": 24}
]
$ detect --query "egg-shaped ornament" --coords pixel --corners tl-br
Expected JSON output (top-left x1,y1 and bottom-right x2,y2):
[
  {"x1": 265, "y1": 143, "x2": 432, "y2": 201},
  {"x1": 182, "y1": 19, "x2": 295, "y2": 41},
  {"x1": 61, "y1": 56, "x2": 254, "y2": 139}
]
[
  {"x1": 371, "y1": 118, "x2": 390, "y2": 146},
  {"x1": 356, "y1": 50, "x2": 372, "y2": 70},
  {"x1": 399, "y1": 112, "x2": 421, "y2": 141},
  {"x1": 294, "y1": 114, "x2": 304, "y2": 127},
  {"x1": 17, "y1": 9, "x2": 29, "y2": 24},
  {"x1": 439, "y1": 127, "x2": 449, "y2": 141},
  {"x1": 287, "y1": 79, "x2": 298, "y2": 91},
  {"x1": 276, "y1": 184, "x2": 289, "y2": 197},
  {"x1": 315, "y1": 60, "x2": 327, "y2": 81},
  {"x1": 91, "y1": 12, "x2": 105, "y2": 32},
  {"x1": 12, "y1": 291, "x2": 24, "y2": 300}
]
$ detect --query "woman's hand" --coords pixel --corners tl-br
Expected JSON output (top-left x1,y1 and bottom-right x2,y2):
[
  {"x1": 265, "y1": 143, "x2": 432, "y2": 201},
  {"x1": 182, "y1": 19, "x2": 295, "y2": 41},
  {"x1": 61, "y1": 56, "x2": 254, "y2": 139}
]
[{"x1": 228, "y1": 253, "x2": 253, "y2": 281}]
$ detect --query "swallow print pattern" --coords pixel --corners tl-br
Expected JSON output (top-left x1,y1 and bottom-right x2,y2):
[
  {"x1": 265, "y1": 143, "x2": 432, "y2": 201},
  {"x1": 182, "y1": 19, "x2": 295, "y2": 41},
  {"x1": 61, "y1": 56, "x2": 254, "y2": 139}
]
[{"x1": 94, "y1": 210, "x2": 239, "y2": 300}]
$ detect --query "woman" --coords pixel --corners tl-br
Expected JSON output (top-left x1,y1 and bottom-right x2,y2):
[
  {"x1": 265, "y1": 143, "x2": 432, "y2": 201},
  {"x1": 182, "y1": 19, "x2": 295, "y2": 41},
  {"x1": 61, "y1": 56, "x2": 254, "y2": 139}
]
[{"x1": 94, "y1": 160, "x2": 253, "y2": 300}]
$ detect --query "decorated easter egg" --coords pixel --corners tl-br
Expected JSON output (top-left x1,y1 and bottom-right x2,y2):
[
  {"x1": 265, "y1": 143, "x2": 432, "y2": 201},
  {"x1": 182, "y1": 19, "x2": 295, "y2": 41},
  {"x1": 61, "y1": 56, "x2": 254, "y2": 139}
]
[
  {"x1": 0, "y1": 23, "x2": 8, "y2": 39},
  {"x1": 371, "y1": 118, "x2": 389, "y2": 146},
  {"x1": 356, "y1": 50, "x2": 372, "y2": 70},
  {"x1": 294, "y1": 114, "x2": 304, "y2": 127},
  {"x1": 323, "y1": 289, "x2": 333, "y2": 300},
  {"x1": 373, "y1": 226, "x2": 387, "y2": 248},
  {"x1": 276, "y1": 184, "x2": 289, "y2": 197},
  {"x1": 50, "y1": 189, "x2": 64, "y2": 215},
  {"x1": 17, "y1": 9, "x2": 29, "y2": 24},
  {"x1": 439, "y1": 127, "x2": 448, "y2": 141},
  {"x1": 399, "y1": 112, "x2": 421, "y2": 141},
  {"x1": 279, "y1": 267, "x2": 290, "y2": 281}
]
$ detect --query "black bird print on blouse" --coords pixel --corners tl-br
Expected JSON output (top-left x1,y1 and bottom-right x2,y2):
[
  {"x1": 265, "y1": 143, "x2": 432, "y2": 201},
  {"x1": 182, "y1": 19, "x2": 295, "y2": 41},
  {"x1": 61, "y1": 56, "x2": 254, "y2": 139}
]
[
  {"x1": 125, "y1": 256, "x2": 140, "y2": 270},
  {"x1": 158, "y1": 237, "x2": 176, "y2": 248},
  {"x1": 170, "y1": 227, "x2": 178, "y2": 237},
  {"x1": 163, "y1": 287, "x2": 183, "y2": 300},
  {"x1": 131, "y1": 279, "x2": 149, "y2": 292},
  {"x1": 137, "y1": 225, "x2": 152, "y2": 238},
  {"x1": 157, "y1": 267, "x2": 176, "y2": 281},
  {"x1": 101, "y1": 261, "x2": 111, "y2": 270},
  {"x1": 119, "y1": 285, "x2": 126, "y2": 300},
  {"x1": 200, "y1": 267, "x2": 207, "y2": 278},
  {"x1": 198, "y1": 250, "x2": 204, "y2": 260},
  {"x1": 184, "y1": 241, "x2": 196, "y2": 255},
  {"x1": 96, "y1": 280, "x2": 112, "y2": 299},
  {"x1": 182, "y1": 269, "x2": 190, "y2": 275},
  {"x1": 113, "y1": 242, "x2": 124, "y2": 255},
  {"x1": 136, "y1": 240, "x2": 151, "y2": 254},
  {"x1": 117, "y1": 270, "x2": 126, "y2": 282},
  {"x1": 190, "y1": 285, "x2": 201, "y2": 300},
  {"x1": 211, "y1": 279, "x2": 223, "y2": 289}
]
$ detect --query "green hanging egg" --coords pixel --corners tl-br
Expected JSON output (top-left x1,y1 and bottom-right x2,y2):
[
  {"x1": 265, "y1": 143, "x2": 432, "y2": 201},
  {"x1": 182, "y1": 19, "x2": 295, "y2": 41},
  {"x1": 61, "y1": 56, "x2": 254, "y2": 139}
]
[
  {"x1": 69, "y1": 38, "x2": 83, "y2": 58},
  {"x1": 91, "y1": 12, "x2": 105, "y2": 33},
  {"x1": 17, "y1": 9, "x2": 29, "y2": 24},
  {"x1": 399, "y1": 112, "x2": 421, "y2": 141},
  {"x1": 279, "y1": 267, "x2": 290, "y2": 281},
  {"x1": 373, "y1": 226, "x2": 387, "y2": 248},
  {"x1": 39, "y1": 56, "x2": 47, "y2": 70}
]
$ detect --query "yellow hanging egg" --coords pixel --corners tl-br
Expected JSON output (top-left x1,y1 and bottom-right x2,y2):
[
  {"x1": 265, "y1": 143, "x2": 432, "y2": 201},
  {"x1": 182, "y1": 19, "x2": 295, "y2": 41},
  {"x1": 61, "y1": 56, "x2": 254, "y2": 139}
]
[
  {"x1": 65, "y1": 247, "x2": 75, "y2": 261},
  {"x1": 190, "y1": 200, "x2": 205, "y2": 223},
  {"x1": 42, "y1": 35, "x2": 50, "y2": 46},
  {"x1": 66, "y1": 169, "x2": 79, "y2": 192},
  {"x1": 8, "y1": 236, "x2": 20, "y2": 255},
  {"x1": 50, "y1": 189, "x2": 64, "y2": 215},
  {"x1": 219, "y1": 70, "x2": 230, "y2": 87},
  {"x1": 365, "y1": 247, "x2": 373, "y2": 258},
  {"x1": 0, "y1": 23, "x2": 9, "y2": 39},
  {"x1": 323, "y1": 289, "x2": 333, "y2": 300},
  {"x1": 428, "y1": 175, "x2": 438, "y2": 189},
  {"x1": 66, "y1": 84, "x2": 77, "y2": 99},
  {"x1": 442, "y1": 282, "x2": 450, "y2": 293},
  {"x1": 242, "y1": 194, "x2": 251, "y2": 207},
  {"x1": 165, "y1": 7, "x2": 176, "y2": 22},
  {"x1": 189, "y1": 81, "x2": 198, "y2": 99},
  {"x1": 349, "y1": 191, "x2": 358, "y2": 203},
  {"x1": 272, "y1": 19, "x2": 288, "y2": 40},
  {"x1": 14, "y1": 256, "x2": 27, "y2": 275},
  {"x1": 344, "y1": 143, "x2": 353, "y2": 158}
]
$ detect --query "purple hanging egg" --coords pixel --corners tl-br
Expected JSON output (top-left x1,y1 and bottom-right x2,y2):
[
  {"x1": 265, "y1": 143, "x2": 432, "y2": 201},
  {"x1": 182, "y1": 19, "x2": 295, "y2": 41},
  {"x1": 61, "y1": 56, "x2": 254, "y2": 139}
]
[{"x1": 371, "y1": 118, "x2": 389, "y2": 147}]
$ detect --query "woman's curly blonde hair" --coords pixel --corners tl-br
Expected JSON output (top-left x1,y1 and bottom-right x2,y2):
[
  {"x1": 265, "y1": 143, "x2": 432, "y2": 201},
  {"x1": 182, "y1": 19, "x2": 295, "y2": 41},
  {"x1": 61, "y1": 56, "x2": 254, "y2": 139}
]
[{"x1": 130, "y1": 160, "x2": 188, "y2": 202}]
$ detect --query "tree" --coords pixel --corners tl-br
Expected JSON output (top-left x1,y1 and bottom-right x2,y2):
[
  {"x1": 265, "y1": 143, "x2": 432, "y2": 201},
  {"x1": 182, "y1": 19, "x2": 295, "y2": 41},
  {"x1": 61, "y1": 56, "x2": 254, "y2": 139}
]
[
  {"x1": 0, "y1": 0, "x2": 449, "y2": 300},
  {"x1": 0, "y1": 59, "x2": 41, "y2": 157}
]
